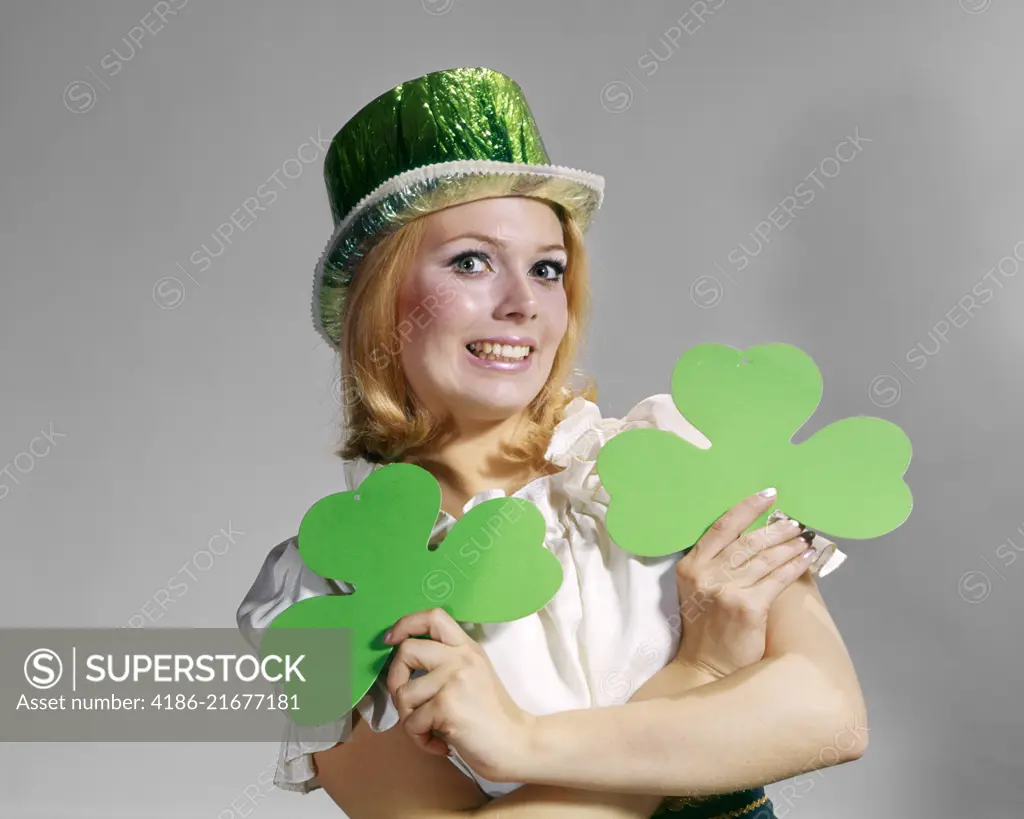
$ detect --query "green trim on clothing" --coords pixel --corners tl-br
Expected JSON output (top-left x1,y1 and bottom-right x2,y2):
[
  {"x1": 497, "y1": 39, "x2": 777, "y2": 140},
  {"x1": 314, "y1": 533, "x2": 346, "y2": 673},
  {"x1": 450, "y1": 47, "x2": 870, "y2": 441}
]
[{"x1": 650, "y1": 787, "x2": 775, "y2": 818}]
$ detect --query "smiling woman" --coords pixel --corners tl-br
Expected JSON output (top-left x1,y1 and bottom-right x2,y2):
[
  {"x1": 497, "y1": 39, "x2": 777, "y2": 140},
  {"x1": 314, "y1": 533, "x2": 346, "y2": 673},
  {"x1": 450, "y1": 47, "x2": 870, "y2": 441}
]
[{"x1": 236, "y1": 66, "x2": 865, "y2": 819}]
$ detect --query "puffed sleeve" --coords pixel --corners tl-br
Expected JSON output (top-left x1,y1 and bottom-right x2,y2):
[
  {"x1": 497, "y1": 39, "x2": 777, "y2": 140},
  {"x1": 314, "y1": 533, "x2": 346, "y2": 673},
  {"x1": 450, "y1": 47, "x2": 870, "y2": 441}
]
[{"x1": 235, "y1": 536, "x2": 400, "y2": 794}]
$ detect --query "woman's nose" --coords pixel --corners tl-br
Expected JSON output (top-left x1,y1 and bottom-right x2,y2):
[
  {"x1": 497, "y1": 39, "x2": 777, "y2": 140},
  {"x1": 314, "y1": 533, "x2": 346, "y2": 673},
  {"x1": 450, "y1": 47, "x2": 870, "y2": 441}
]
[{"x1": 499, "y1": 270, "x2": 538, "y2": 318}]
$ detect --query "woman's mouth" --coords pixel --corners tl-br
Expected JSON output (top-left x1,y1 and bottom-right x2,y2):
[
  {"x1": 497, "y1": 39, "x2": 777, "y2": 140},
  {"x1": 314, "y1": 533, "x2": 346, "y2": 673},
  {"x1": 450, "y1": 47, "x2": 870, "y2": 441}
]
[
  {"x1": 465, "y1": 341, "x2": 534, "y2": 362},
  {"x1": 464, "y1": 341, "x2": 535, "y2": 372}
]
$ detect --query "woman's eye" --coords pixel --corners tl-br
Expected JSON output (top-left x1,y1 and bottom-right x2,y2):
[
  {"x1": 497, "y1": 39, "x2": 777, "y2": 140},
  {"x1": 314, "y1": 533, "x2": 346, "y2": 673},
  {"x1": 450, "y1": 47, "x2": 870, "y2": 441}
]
[
  {"x1": 450, "y1": 252, "x2": 489, "y2": 274},
  {"x1": 534, "y1": 261, "x2": 566, "y2": 282}
]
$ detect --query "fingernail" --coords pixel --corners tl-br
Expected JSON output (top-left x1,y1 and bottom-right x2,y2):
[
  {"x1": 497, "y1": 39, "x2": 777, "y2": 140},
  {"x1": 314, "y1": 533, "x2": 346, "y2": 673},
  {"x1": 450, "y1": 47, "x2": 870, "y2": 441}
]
[
  {"x1": 758, "y1": 487, "x2": 777, "y2": 498},
  {"x1": 801, "y1": 547, "x2": 816, "y2": 560},
  {"x1": 799, "y1": 529, "x2": 817, "y2": 543},
  {"x1": 383, "y1": 629, "x2": 394, "y2": 644}
]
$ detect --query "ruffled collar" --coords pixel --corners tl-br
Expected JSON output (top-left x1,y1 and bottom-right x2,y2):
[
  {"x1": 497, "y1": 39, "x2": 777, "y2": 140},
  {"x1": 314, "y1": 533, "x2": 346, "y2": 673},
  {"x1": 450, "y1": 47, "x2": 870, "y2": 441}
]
[{"x1": 339, "y1": 396, "x2": 614, "y2": 538}]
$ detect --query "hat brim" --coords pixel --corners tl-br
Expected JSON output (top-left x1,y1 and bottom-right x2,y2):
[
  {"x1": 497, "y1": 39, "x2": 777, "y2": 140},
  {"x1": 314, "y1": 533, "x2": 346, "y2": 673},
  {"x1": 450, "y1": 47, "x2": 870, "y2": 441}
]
[{"x1": 313, "y1": 159, "x2": 605, "y2": 350}]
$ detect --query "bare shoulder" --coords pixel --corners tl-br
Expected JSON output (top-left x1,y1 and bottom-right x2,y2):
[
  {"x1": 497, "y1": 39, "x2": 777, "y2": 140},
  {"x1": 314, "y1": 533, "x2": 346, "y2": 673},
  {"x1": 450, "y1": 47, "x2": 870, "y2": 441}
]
[{"x1": 312, "y1": 713, "x2": 490, "y2": 818}]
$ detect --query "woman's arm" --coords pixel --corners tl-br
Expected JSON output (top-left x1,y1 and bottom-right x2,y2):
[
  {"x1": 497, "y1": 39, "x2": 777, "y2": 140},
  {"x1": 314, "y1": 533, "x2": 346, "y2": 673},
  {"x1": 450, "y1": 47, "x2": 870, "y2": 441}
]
[
  {"x1": 476, "y1": 569, "x2": 863, "y2": 812},
  {"x1": 313, "y1": 569, "x2": 863, "y2": 815},
  {"x1": 462, "y1": 662, "x2": 718, "y2": 817},
  {"x1": 502, "y1": 571, "x2": 867, "y2": 797},
  {"x1": 312, "y1": 710, "x2": 666, "y2": 818},
  {"x1": 313, "y1": 659, "x2": 718, "y2": 818}
]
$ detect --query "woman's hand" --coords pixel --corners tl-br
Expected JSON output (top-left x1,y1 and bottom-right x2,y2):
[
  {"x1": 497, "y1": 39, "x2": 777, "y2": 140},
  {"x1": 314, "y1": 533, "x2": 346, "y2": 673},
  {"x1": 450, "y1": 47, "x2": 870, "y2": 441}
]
[
  {"x1": 382, "y1": 607, "x2": 535, "y2": 782},
  {"x1": 672, "y1": 488, "x2": 817, "y2": 678}
]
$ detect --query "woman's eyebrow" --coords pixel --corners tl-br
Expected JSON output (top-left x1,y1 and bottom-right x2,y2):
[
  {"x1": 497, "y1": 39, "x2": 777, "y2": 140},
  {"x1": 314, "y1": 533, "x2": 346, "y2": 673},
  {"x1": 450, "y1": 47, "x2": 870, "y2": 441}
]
[{"x1": 437, "y1": 232, "x2": 566, "y2": 254}]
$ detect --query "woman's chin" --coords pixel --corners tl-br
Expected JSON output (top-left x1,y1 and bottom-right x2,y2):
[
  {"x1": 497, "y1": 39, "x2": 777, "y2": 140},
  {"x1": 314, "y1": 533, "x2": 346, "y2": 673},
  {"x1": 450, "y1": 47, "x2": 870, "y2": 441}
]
[{"x1": 450, "y1": 390, "x2": 537, "y2": 421}]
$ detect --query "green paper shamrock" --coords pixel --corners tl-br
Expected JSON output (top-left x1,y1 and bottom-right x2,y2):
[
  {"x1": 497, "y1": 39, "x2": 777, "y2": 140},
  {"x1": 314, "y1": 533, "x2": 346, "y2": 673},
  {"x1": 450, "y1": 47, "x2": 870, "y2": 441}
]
[
  {"x1": 259, "y1": 462, "x2": 563, "y2": 726},
  {"x1": 596, "y1": 342, "x2": 913, "y2": 557}
]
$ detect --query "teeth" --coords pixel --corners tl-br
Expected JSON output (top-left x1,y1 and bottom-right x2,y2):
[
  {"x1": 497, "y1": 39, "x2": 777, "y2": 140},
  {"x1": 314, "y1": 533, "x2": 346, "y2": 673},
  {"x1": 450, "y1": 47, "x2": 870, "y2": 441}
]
[{"x1": 467, "y1": 341, "x2": 532, "y2": 361}]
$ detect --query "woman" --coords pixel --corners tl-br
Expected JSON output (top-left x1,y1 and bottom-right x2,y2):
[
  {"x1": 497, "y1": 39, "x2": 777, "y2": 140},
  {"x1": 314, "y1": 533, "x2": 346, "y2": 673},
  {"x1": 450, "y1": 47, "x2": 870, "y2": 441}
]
[{"x1": 236, "y1": 66, "x2": 866, "y2": 818}]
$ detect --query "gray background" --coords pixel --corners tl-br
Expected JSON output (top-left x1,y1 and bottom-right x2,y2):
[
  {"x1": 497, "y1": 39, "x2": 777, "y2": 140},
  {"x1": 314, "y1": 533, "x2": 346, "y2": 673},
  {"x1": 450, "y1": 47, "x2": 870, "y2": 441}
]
[{"x1": 1, "y1": 0, "x2": 1021, "y2": 816}]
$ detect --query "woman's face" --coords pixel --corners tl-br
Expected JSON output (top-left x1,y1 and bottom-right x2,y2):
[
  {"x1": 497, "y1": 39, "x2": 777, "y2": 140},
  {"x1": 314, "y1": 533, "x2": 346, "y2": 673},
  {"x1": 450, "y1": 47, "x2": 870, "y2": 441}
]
[{"x1": 397, "y1": 196, "x2": 569, "y2": 423}]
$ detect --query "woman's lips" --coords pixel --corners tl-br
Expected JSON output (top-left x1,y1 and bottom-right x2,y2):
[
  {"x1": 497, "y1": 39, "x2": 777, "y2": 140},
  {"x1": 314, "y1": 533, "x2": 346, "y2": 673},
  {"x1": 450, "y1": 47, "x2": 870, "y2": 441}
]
[{"x1": 463, "y1": 344, "x2": 534, "y2": 372}]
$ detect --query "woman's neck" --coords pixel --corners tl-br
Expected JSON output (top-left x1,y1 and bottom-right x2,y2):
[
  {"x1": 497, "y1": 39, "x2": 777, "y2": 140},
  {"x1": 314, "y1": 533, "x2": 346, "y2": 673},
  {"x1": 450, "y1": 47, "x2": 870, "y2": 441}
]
[{"x1": 402, "y1": 411, "x2": 557, "y2": 518}]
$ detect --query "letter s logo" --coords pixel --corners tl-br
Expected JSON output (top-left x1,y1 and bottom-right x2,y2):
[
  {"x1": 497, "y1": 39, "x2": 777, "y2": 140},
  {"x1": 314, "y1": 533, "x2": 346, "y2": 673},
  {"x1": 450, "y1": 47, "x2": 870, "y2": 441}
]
[{"x1": 24, "y1": 649, "x2": 63, "y2": 690}]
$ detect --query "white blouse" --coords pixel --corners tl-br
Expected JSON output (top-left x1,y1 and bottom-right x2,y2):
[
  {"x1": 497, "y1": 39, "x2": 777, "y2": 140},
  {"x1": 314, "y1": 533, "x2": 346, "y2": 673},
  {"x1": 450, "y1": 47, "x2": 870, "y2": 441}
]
[{"x1": 235, "y1": 393, "x2": 847, "y2": 798}]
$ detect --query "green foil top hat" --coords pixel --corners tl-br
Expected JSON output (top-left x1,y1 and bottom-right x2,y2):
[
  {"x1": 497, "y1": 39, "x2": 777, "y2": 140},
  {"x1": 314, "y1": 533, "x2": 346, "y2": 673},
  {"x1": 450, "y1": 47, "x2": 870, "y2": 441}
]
[{"x1": 312, "y1": 66, "x2": 606, "y2": 349}]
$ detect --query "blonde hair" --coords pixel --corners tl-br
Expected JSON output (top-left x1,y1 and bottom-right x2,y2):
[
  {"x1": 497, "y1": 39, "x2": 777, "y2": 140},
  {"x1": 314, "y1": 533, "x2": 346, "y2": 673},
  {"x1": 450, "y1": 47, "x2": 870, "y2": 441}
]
[{"x1": 334, "y1": 181, "x2": 598, "y2": 471}]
